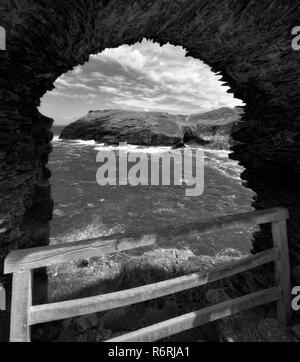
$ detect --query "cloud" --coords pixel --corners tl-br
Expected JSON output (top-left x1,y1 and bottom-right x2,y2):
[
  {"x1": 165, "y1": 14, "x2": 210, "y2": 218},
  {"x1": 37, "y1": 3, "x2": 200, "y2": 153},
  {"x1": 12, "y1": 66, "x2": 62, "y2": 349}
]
[{"x1": 39, "y1": 39, "x2": 244, "y2": 125}]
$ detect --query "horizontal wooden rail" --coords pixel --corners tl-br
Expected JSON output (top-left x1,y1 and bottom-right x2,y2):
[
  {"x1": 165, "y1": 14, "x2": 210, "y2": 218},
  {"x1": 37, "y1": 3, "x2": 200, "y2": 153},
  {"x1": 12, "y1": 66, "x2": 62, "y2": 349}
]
[
  {"x1": 4, "y1": 207, "x2": 291, "y2": 342},
  {"x1": 4, "y1": 234, "x2": 157, "y2": 275},
  {"x1": 4, "y1": 208, "x2": 289, "y2": 274},
  {"x1": 107, "y1": 287, "x2": 282, "y2": 342},
  {"x1": 29, "y1": 248, "x2": 279, "y2": 326}
]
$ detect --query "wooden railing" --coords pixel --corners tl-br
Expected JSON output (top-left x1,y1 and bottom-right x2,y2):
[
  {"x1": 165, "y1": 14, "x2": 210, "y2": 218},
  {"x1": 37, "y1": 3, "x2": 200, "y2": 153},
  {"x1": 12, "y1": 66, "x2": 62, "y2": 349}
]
[{"x1": 4, "y1": 208, "x2": 291, "y2": 342}]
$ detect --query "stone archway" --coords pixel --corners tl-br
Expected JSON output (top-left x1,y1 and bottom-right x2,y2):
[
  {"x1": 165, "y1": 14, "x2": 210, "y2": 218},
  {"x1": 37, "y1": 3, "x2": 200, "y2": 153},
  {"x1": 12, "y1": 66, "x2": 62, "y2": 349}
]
[{"x1": 1, "y1": 0, "x2": 300, "y2": 292}]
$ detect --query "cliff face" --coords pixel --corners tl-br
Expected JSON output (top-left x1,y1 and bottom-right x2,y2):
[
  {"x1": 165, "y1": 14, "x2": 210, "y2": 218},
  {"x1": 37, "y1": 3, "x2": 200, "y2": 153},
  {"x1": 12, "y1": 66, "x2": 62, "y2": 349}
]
[
  {"x1": 60, "y1": 107, "x2": 243, "y2": 149},
  {"x1": 188, "y1": 107, "x2": 244, "y2": 149},
  {"x1": 60, "y1": 109, "x2": 185, "y2": 146}
]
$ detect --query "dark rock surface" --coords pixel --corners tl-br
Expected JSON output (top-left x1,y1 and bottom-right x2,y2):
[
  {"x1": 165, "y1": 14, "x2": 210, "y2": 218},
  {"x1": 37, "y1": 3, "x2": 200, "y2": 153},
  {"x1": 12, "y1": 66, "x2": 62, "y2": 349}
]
[
  {"x1": 60, "y1": 107, "x2": 243, "y2": 149},
  {"x1": 61, "y1": 109, "x2": 185, "y2": 146},
  {"x1": 292, "y1": 265, "x2": 300, "y2": 284},
  {"x1": 292, "y1": 324, "x2": 300, "y2": 341}
]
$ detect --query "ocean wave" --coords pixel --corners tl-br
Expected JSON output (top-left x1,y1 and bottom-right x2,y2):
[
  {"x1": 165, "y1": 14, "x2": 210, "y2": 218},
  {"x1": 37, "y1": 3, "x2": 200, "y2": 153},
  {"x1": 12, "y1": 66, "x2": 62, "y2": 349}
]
[
  {"x1": 52, "y1": 136, "x2": 99, "y2": 147},
  {"x1": 92, "y1": 144, "x2": 243, "y2": 181},
  {"x1": 206, "y1": 157, "x2": 244, "y2": 181},
  {"x1": 55, "y1": 138, "x2": 230, "y2": 156},
  {"x1": 202, "y1": 148, "x2": 244, "y2": 181},
  {"x1": 94, "y1": 144, "x2": 232, "y2": 158},
  {"x1": 52, "y1": 138, "x2": 243, "y2": 181},
  {"x1": 52, "y1": 136, "x2": 62, "y2": 143},
  {"x1": 213, "y1": 248, "x2": 248, "y2": 263},
  {"x1": 201, "y1": 148, "x2": 231, "y2": 159},
  {"x1": 53, "y1": 208, "x2": 65, "y2": 217},
  {"x1": 73, "y1": 139, "x2": 98, "y2": 146},
  {"x1": 50, "y1": 220, "x2": 126, "y2": 245},
  {"x1": 94, "y1": 144, "x2": 173, "y2": 154}
]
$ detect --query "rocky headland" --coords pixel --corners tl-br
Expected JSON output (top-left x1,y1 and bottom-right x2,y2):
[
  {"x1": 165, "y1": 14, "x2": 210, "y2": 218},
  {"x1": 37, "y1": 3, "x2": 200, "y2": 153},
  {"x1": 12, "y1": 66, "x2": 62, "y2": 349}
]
[{"x1": 60, "y1": 107, "x2": 244, "y2": 150}]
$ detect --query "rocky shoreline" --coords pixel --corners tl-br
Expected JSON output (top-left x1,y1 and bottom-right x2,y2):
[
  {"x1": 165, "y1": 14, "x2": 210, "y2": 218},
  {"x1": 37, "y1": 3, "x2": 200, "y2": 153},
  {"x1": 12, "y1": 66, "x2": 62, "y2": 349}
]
[{"x1": 60, "y1": 107, "x2": 244, "y2": 150}]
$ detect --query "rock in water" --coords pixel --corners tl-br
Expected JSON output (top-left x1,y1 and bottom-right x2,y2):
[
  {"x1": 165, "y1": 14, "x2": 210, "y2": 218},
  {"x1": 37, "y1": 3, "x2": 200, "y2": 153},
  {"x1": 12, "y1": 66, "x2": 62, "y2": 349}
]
[
  {"x1": 60, "y1": 109, "x2": 184, "y2": 146},
  {"x1": 60, "y1": 108, "x2": 243, "y2": 149}
]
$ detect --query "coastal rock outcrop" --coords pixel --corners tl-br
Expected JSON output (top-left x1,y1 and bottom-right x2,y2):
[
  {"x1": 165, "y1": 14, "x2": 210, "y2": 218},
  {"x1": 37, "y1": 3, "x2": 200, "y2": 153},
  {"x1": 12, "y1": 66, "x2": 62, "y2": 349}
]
[
  {"x1": 60, "y1": 109, "x2": 185, "y2": 146},
  {"x1": 60, "y1": 107, "x2": 243, "y2": 149}
]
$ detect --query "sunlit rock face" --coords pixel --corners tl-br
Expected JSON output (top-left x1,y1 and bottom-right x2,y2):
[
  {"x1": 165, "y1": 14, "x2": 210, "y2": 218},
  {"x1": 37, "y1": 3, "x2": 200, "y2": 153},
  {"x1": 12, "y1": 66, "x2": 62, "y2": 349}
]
[
  {"x1": 0, "y1": 0, "x2": 300, "y2": 289},
  {"x1": 59, "y1": 107, "x2": 242, "y2": 148}
]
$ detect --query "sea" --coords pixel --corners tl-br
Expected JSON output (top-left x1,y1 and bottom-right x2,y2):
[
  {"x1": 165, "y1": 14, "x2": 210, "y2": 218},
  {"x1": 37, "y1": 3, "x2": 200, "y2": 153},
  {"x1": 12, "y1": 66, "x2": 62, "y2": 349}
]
[{"x1": 49, "y1": 126, "x2": 256, "y2": 260}]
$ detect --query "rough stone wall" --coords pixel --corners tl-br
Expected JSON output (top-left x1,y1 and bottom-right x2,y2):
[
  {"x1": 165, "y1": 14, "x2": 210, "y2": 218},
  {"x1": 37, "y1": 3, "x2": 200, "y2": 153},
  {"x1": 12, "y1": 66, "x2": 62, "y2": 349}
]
[
  {"x1": 0, "y1": 109, "x2": 53, "y2": 276},
  {"x1": 0, "y1": 0, "x2": 300, "y2": 290}
]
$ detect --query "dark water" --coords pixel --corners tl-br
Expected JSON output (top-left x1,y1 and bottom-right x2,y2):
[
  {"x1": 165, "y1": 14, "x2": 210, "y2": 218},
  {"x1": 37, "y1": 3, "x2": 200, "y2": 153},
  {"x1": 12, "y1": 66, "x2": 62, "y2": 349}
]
[{"x1": 49, "y1": 126, "x2": 255, "y2": 260}]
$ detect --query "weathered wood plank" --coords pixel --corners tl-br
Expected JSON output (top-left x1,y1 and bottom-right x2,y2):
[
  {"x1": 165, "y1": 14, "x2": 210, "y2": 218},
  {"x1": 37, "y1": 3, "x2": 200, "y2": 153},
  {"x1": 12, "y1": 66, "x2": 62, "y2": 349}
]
[
  {"x1": 272, "y1": 220, "x2": 292, "y2": 324},
  {"x1": 29, "y1": 248, "x2": 278, "y2": 326},
  {"x1": 10, "y1": 271, "x2": 32, "y2": 342},
  {"x1": 4, "y1": 208, "x2": 289, "y2": 274},
  {"x1": 4, "y1": 234, "x2": 157, "y2": 274},
  {"x1": 106, "y1": 287, "x2": 281, "y2": 342}
]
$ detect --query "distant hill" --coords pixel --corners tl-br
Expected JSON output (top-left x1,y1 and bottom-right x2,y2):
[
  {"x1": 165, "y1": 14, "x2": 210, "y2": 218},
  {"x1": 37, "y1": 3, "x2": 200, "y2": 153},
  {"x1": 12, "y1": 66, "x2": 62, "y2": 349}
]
[
  {"x1": 186, "y1": 107, "x2": 243, "y2": 125},
  {"x1": 60, "y1": 107, "x2": 244, "y2": 149}
]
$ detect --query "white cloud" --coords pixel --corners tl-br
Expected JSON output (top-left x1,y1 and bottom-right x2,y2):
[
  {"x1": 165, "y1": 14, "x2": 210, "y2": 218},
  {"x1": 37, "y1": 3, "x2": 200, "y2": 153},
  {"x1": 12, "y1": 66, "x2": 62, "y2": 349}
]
[
  {"x1": 93, "y1": 47, "x2": 148, "y2": 71},
  {"x1": 72, "y1": 66, "x2": 83, "y2": 75},
  {"x1": 40, "y1": 39, "x2": 244, "y2": 125}
]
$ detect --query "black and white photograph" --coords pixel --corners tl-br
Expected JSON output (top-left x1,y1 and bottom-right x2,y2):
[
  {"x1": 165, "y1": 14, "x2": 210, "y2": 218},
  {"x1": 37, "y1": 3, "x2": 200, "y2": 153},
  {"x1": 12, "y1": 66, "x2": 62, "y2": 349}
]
[{"x1": 1, "y1": 0, "x2": 300, "y2": 347}]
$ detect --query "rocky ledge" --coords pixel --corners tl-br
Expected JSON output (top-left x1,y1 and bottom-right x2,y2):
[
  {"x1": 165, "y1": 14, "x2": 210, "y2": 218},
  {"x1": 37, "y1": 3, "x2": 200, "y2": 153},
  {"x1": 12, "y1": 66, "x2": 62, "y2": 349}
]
[{"x1": 60, "y1": 107, "x2": 243, "y2": 149}]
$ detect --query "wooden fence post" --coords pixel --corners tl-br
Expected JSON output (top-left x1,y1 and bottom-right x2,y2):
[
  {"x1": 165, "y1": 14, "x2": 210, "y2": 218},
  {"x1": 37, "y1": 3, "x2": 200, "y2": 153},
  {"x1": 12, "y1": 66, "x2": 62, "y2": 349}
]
[
  {"x1": 271, "y1": 220, "x2": 292, "y2": 325},
  {"x1": 10, "y1": 271, "x2": 32, "y2": 342}
]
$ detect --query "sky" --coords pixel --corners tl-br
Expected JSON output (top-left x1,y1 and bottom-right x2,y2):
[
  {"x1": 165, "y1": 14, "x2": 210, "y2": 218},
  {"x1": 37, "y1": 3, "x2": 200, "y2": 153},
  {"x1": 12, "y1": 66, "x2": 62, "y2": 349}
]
[{"x1": 39, "y1": 39, "x2": 244, "y2": 126}]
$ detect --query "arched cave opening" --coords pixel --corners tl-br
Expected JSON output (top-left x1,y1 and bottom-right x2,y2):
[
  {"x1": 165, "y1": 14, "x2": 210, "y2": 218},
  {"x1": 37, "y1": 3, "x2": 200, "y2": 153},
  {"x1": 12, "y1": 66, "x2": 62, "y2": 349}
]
[
  {"x1": 34, "y1": 39, "x2": 258, "y2": 341},
  {"x1": 39, "y1": 39, "x2": 252, "y2": 258}
]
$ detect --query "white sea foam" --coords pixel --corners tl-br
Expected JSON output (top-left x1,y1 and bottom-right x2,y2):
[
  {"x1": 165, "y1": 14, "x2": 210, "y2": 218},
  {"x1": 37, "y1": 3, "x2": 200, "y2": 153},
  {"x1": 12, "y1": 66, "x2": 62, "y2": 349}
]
[
  {"x1": 210, "y1": 159, "x2": 243, "y2": 181},
  {"x1": 202, "y1": 148, "x2": 231, "y2": 159},
  {"x1": 214, "y1": 248, "x2": 248, "y2": 262},
  {"x1": 92, "y1": 143, "x2": 243, "y2": 181},
  {"x1": 52, "y1": 136, "x2": 99, "y2": 146},
  {"x1": 52, "y1": 136, "x2": 62, "y2": 143},
  {"x1": 202, "y1": 148, "x2": 244, "y2": 181},
  {"x1": 94, "y1": 144, "x2": 172, "y2": 154},
  {"x1": 53, "y1": 138, "x2": 243, "y2": 182},
  {"x1": 73, "y1": 139, "x2": 97, "y2": 146},
  {"x1": 50, "y1": 219, "x2": 125, "y2": 245}
]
